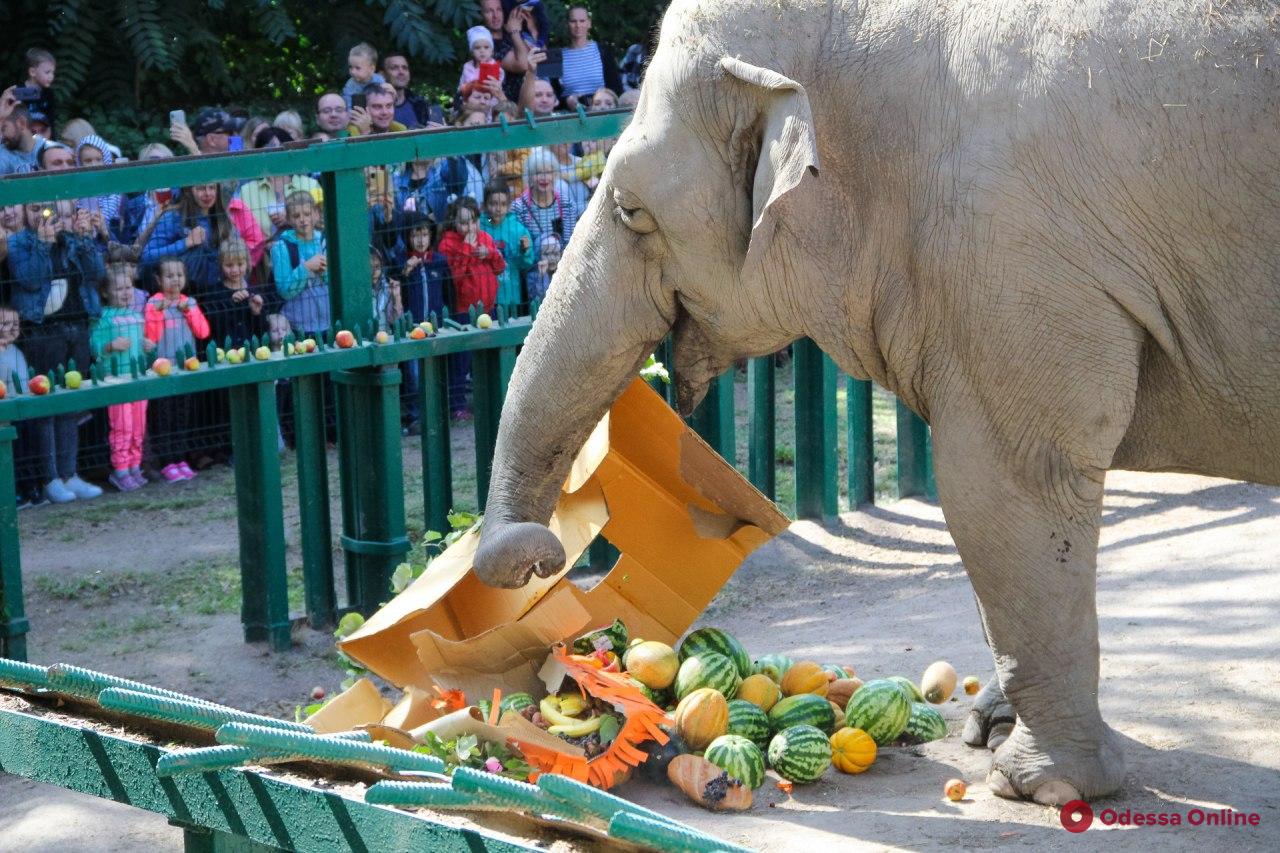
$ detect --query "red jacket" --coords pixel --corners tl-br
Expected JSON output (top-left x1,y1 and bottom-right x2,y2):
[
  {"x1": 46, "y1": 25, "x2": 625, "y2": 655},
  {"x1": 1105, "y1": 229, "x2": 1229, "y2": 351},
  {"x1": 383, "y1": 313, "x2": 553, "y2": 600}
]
[{"x1": 438, "y1": 229, "x2": 506, "y2": 313}]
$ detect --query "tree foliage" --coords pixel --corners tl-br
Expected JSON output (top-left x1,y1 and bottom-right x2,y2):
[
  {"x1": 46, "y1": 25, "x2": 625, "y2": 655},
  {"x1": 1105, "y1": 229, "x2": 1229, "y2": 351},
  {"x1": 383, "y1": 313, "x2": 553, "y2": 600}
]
[{"x1": 2, "y1": 0, "x2": 663, "y2": 150}]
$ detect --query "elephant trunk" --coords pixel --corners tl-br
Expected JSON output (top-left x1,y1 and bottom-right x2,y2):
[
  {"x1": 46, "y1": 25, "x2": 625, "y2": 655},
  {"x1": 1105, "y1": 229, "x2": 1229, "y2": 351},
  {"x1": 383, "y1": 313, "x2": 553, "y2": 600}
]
[{"x1": 473, "y1": 202, "x2": 672, "y2": 588}]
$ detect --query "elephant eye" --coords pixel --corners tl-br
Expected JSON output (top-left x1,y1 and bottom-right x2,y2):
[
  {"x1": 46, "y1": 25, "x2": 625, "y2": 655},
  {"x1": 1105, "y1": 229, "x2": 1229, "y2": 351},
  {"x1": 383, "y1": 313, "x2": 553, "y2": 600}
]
[{"x1": 613, "y1": 188, "x2": 658, "y2": 234}]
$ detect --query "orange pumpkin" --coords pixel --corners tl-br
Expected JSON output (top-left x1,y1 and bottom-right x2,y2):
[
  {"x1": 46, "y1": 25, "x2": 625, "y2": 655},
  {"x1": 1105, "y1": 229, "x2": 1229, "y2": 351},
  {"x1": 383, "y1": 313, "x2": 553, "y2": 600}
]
[
  {"x1": 830, "y1": 727, "x2": 877, "y2": 775},
  {"x1": 781, "y1": 661, "x2": 829, "y2": 697},
  {"x1": 674, "y1": 688, "x2": 729, "y2": 750}
]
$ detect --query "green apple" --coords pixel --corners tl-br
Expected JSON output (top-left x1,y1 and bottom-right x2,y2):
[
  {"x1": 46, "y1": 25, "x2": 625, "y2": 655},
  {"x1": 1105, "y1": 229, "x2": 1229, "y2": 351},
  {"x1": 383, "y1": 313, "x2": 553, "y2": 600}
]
[
  {"x1": 254, "y1": 346, "x2": 271, "y2": 361},
  {"x1": 476, "y1": 313, "x2": 493, "y2": 329},
  {"x1": 64, "y1": 370, "x2": 82, "y2": 389}
]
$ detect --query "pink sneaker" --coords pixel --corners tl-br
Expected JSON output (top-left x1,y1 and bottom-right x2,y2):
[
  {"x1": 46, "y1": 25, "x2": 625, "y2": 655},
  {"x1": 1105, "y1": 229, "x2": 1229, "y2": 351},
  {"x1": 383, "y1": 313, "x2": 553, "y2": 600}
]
[
  {"x1": 108, "y1": 471, "x2": 139, "y2": 492},
  {"x1": 176, "y1": 461, "x2": 197, "y2": 480},
  {"x1": 161, "y1": 463, "x2": 185, "y2": 483}
]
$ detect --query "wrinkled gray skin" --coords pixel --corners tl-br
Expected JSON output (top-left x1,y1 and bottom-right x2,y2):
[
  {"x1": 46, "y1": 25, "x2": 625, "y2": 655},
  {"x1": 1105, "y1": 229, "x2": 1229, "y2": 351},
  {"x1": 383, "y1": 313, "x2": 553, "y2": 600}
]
[{"x1": 474, "y1": 0, "x2": 1280, "y2": 805}]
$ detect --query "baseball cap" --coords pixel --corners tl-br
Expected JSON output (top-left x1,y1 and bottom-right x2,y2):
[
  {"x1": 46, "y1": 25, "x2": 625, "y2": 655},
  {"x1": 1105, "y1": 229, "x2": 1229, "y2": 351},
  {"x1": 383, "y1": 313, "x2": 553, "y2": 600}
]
[{"x1": 191, "y1": 108, "x2": 234, "y2": 137}]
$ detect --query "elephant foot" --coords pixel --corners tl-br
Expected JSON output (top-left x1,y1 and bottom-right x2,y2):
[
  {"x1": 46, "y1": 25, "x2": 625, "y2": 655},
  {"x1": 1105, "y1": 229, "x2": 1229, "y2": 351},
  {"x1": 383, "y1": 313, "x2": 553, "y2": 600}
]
[
  {"x1": 962, "y1": 675, "x2": 1016, "y2": 750},
  {"x1": 987, "y1": 723, "x2": 1125, "y2": 804}
]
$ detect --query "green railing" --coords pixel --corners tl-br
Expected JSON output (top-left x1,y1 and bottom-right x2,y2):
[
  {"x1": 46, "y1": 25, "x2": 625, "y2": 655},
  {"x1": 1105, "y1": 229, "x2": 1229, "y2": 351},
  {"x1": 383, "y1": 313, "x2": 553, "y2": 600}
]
[{"x1": 0, "y1": 110, "x2": 933, "y2": 662}]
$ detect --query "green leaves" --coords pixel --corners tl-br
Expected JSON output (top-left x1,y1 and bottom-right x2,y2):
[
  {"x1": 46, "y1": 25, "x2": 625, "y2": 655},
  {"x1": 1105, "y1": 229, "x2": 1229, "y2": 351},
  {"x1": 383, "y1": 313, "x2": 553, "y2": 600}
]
[{"x1": 413, "y1": 730, "x2": 531, "y2": 779}]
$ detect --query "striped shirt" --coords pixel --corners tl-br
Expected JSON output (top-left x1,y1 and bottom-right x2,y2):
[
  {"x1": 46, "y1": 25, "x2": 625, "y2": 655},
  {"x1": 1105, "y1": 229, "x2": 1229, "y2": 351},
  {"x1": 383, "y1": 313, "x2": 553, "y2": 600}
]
[{"x1": 559, "y1": 43, "x2": 605, "y2": 98}]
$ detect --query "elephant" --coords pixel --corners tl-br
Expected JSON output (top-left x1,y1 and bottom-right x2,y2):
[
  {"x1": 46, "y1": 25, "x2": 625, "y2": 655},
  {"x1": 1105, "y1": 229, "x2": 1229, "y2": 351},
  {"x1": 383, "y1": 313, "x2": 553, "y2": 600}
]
[{"x1": 472, "y1": 0, "x2": 1280, "y2": 806}]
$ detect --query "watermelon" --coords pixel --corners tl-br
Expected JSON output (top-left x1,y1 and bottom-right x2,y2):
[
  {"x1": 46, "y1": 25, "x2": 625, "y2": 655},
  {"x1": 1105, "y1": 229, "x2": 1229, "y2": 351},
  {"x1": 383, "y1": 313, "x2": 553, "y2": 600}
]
[
  {"x1": 902, "y1": 702, "x2": 948, "y2": 744},
  {"x1": 475, "y1": 699, "x2": 492, "y2": 719},
  {"x1": 674, "y1": 652, "x2": 741, "y2": 701},
  {"x1": 500, "y1": 692, "x2": 534, "y2": 714},
  {"x1": 752, "y1": 654, "x2": 794, "y2": 683},
  {"x1": 679, "y1": 628, "x2": 752, "y2": 680},
  {"x1": 627, "y1": 677, "x2": 671, "y2": 707},
  {"x1": 572, "y1": 619, "x2": 629, "y2": 655},
  {"x1": 888, "y1": 676, "x2": 925, "y2": 703},
  {"x1": 820, "y1": 664, "x2": 850, "y2": 680},
  {"x1": 767, "y1": 725, "x2": 832, "y2": 783},
  {"x1": 844, "y1": 678, "x2": 911, "y2": 745},
  {"x1": 704, "y1": 734, "x2": 766, "y2": 789},
  {"x1": 768, "y1": 693, "x2": 837, "y2": 734},
  {"x1": 727, "y1": 699, "x2": 771, "y2": 749}
]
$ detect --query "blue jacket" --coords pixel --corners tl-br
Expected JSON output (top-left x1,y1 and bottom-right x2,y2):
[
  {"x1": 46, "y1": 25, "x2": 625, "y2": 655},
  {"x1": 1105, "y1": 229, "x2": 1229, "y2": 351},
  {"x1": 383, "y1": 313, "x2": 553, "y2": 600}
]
[
  {"x1": 139, "y1": 210, "x2": 222, "y2": 295},
  {"x1": 7, "y1": 229, "x2": 104, "y2": 323}
]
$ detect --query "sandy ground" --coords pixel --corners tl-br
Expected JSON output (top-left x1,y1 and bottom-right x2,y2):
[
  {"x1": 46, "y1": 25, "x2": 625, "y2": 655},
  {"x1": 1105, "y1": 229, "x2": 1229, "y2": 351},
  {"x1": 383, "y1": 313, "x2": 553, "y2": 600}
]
[{"x1": 2, "y1": 470, "x2": 1278, "y2": 851}]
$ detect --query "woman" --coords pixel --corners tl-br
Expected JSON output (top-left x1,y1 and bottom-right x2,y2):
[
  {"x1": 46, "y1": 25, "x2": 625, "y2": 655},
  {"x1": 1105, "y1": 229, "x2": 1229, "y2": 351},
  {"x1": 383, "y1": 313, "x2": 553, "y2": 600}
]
[
  {"x1": 510, "y1": 147, "x2": 581, "y2": 252},
  {"x1": 118, "y1": 143, "x2": 175, "y2": 247},
  {"x1": 8, "y1": 201, "x2": 105, "y2": 503},
  {"x1": 140, "y1": 184, "x2": 259, "y2": 299},
  {"x1": 557, "y1": 6, "x2": 623, "y2": 109}
]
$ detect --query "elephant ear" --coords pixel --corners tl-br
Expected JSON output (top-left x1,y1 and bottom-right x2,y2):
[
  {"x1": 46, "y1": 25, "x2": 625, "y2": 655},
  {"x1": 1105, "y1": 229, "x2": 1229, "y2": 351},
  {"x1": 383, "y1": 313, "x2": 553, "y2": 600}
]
[{"x1": 720, "y1": 56, "x2": 820, "y2": 273}]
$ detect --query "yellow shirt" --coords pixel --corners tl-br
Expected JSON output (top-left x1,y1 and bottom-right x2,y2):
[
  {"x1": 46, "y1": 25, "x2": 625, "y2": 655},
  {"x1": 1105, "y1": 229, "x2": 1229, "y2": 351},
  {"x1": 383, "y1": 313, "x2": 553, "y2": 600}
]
[{"x1": 236, "y1": 176, "x2": 324, "y2": 235}]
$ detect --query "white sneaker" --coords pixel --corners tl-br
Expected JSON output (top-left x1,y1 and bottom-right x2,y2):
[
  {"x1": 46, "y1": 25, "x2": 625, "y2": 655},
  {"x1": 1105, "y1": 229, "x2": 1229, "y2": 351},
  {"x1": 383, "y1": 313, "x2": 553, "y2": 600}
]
[
  {"x1": 43, "y1": 479, "x2": 76, "y2": 503},
  {"x1": 63, "y1": 475, "x2": 103, "y2": 499}
]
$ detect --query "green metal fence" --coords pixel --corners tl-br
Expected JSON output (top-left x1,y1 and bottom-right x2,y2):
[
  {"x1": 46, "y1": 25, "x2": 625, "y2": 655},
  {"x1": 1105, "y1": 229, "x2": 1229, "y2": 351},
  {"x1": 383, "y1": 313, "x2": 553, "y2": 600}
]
[{"x1": 0, "y1": 111, "x2": 933, "y2": 663}]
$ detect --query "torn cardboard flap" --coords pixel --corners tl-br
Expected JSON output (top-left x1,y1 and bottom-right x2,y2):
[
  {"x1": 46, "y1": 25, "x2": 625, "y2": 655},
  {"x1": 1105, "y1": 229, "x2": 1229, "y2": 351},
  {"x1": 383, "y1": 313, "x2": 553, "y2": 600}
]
[
  {"x1": 305, "y1": 678, "x2": 393, "y2": 734},
  {"x1": 340, "y1": 378, "x2": 789, "y2": 693}
]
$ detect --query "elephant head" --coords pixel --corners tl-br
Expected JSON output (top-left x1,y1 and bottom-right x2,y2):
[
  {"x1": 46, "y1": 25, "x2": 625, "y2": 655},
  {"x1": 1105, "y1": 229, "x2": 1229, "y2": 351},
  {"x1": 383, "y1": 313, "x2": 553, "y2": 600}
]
[{"x1": 473, "y1": 13, "x2": 822, "y2": 588}]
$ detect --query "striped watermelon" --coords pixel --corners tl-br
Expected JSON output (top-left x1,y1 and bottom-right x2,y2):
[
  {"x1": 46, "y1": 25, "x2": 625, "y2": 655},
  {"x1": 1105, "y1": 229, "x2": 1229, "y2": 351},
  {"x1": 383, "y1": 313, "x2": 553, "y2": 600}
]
[
  {"x1": 820, "y1": 664, "x2": 851, "y2": 680},
  {"x1": 844, "y1": 679, "x2": 911, "y2": 745},
  {"x1": 727, "y1": 699, "x2": 771, "y2": 749},
  {"x1": 752, "y1": 654, "x2": 794, "y2": 683},
  {"x1": 627, "y1": 677, "x2": 671, "y2": 708},
  {"x1": 500, "y1": 692, "x2": 534, "y2": 714},
  {"x1": 679, "y1": 628, "x2": 752, "y2": 680},
  {"x1": 888, "y1": 676, "x2": 924, "y2": 703},
  {"x1": 674, "y1": 652, "x2": 741, "y2": 701},
  {"x1": 704, "y1": 734, "x2": 766, "y2": 789},
  {"x1": 902, "y1": 702, "x2": 948, "y2": 744},
  {"x1": 768, "y1": 693, "x2": 837, "y2": 735},
  {"x1": 767, "y1": 725, "x2": 832, "y2": 783}
]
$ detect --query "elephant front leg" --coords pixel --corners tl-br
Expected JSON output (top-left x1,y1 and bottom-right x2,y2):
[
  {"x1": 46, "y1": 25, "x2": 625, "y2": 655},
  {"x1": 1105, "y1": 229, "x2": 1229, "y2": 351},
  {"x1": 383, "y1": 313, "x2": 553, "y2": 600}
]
[{"x1": 932, "y1": 423, "x2": 1126, "y2": 805}]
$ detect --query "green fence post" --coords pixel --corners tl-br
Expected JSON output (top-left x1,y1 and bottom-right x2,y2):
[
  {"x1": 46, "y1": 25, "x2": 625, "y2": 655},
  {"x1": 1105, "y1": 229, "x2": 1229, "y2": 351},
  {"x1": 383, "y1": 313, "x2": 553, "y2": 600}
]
[
  {"x1": 471, "y1": 347, "x2": 502, "y2": 510},
  {"x1": 895, "y1": 399, "x2": 936, "y2": 500},
  {"x1": 419, "y1": 355, "x2": 452, "y2": 536},
  {"x1": 686, "y1": 371, "x2": 736, "y2": 462},
  {"x1": 793, "y1": 339, "x2": 838, "y2": 521},
  {"x1": 0, "y1": 426, "x2": 28, "y2": 661},
  {"x1": 228, "y1": 383, "x2": 291, "y2": 651},
  {"x1": 747, "y1": 356, "x2": 776, "y2": 501},
  {"x1": 291, "y1": 374, "x2": 334, "y2": 629},
  {"x1": 847, "y1": 376, "x2": 875, "y2": 507}
]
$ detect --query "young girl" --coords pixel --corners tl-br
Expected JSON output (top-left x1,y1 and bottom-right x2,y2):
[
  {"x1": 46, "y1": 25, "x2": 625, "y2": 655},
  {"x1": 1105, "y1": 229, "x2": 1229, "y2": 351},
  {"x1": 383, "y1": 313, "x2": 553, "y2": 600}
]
[
  {"x1": 144, "y1": 258, "x2": 211, "y2": 482},
  {"x1": 204, "y1": 238, "x2": 272, "y2": 348},
  {"x1": 526, "y1": 234, "x2": 562, "y2": 303},
  {"x1": 439, "y1": 198, "x2": 505, "y2": 420},
  {"x1": 400, "y1": 214, "x2": 449, "y2": 325},
  {"x1": 458, "y1": 26, "x2": 505, "y2": 95},
  {"x1": 370, "y1": 246, "x2": 404, "y2": 332},
  {"x1": 91, "y1": 264, "x2": 155, "y2": 491}
]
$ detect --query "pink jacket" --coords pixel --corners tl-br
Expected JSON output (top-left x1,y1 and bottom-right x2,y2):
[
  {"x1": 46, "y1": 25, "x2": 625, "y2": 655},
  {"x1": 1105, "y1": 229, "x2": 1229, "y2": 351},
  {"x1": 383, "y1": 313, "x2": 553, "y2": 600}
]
[{"x1": 227, "y1": 198, "x2": 268, "y2": 267}]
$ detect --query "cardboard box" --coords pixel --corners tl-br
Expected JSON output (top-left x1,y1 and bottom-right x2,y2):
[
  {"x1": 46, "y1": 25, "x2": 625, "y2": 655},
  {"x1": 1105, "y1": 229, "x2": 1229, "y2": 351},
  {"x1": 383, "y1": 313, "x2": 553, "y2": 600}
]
[{"x1": 341, "y1": 378, "x2": 790, "y2": 700}]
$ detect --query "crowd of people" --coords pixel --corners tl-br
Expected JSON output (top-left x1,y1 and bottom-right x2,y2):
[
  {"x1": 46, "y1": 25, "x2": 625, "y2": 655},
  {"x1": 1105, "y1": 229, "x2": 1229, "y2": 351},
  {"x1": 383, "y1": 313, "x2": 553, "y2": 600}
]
[{"x1": 0, "y1": 1, "x2": 647, "y2": 509}]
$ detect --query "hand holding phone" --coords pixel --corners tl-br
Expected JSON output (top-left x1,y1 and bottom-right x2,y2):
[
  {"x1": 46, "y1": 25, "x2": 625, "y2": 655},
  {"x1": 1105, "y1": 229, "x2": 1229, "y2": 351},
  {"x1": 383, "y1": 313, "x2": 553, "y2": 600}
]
[
  {"x1": 479, "y1": 61, "x2": 501, "y2": 84},
  {"x1": 169, "y1": 109, "x2": 186, "y2": 128},
  {"x1": 350, "y1": 93, "x2": 367, "y2": 110}
]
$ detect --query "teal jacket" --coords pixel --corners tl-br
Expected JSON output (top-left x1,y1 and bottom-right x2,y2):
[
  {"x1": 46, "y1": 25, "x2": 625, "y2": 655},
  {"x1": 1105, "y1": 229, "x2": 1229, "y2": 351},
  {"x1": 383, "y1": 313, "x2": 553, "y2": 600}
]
[
  {"x1": 90, "y1": 307, "x2": 148, "y2": 365},
  {"x1": 481, "y1": 214, "x2": 536, "y2": 308}
]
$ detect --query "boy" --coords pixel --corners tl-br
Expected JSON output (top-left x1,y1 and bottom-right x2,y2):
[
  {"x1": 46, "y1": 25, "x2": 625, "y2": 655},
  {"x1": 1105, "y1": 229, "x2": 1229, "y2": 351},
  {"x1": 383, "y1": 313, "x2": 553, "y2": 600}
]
[
  {"x1": 480, "y1": 182, "x2": 535, "y2": 313},
  {"x1": 342, "y1": 43, "x2": 386, "y2": 109},
  {"x1": 0, "y1": 304, "x2": 39, "y2": 507},
  {"x1": 270, "y1": 191, "x2": 329, "y2": 340},
  {"x1": 19, "y1": 48, "x2": 56, "y2": 139}
]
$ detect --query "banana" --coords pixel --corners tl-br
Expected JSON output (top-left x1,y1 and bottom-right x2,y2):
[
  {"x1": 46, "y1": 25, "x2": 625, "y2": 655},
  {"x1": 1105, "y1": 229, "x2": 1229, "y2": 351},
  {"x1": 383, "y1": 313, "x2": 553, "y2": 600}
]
[
  {"x1": 539, "y1": 697, "x2": 584, "y2": 728},
  {"x1": 557, "y1": 692, "x2": 588, "y2": 716},
  {"x1": 548, "y1": 715, "x2": 603, "y2": 737}
]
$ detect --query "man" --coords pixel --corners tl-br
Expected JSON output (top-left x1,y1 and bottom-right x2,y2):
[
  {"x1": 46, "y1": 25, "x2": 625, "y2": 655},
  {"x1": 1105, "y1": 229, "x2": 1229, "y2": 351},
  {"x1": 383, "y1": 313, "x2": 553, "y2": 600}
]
[
  {"x1": 382, "y1": 54, "x2": 445, "y2": 130},
  {"x1": 347, "y1": 84, "x2": 406, "y2": 136},
  {"x1": 0, "y1": 95, "x2": 39, "y2": 174},
  {"x1": 519, "y1": 50, "x2": 560, "y2": 117},
  {"x1": 171, "y1": 108, "x2": 235, "y2": 156},
  {"x1": 314, "y1": 92, "x2": 348, "y2": 139},
  {"x1": 481, "y1": 0, "x2": 532, "y2": 103},
  {"x1": 35, "y1": 139, "x2": 74, "y2": 170}
]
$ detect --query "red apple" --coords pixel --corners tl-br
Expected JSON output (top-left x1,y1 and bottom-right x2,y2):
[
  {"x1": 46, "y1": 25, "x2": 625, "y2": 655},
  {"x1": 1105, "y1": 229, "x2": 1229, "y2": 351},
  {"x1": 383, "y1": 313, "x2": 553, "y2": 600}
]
[
  {"x1": 152, "y1": 358, "x2": 172, "y2": 376},
  {"x1": 310, "y1": 686, "x2": 326, "y2": 701},
  {"x1": 374, "y1": 330, "x2": 389, "y2": 344},
  {"x1": 28, "y1": 375, "x2": 50, "y2": 395},
  {"x1": 0, "y1": 378, "x2": 7, "y2": 399},
  {"x1": 334, "y1": 330, "x2": 356, "y2": 348},
  {"x1": 408, "y1": 327, "x2": 426, "y2": 340},
  {"x1": 183, "y1": 356, "x2": 200, "y2": 371}
]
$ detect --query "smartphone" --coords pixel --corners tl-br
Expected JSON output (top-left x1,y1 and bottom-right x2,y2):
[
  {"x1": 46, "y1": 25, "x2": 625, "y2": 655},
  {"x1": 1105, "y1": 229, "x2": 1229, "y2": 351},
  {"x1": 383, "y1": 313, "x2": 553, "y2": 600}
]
[
  {"x1": 350, "y1": 93, "x2": 367, "y2": 110},
  {"x1": 403, "y1": 196, "x2": 417, "y2": 213},
  {"x1": 228, "y1": 136, "x2": 243, "y2": 152},
  {"x1": 169, "y1": 109, "x2": 186, "y2": 127},
  {"x1": 537, "y1": 48, "x2": 563, "y2": 80},
  {"x1": 479, "y1": 61, "x2": 501, "y2": 84},
  {"x1": 13, "y1": 86, "x2": 41, "y2": 101}
]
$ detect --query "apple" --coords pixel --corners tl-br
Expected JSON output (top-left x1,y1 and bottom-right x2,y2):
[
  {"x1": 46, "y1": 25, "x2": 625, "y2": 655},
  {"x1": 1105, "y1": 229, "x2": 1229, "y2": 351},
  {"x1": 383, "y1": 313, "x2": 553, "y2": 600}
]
[
  {"x1": 28, "y1": 374, "x2": 51, "y2": 394},
  {"x1": 375, "y1": 330, "x2": 389, "y2": 344},
  {"x1": 334, "y1": 330, "x2": 356, "y2": 348},
  {"x1": 215, "y1": 347, "x2": 226, "y2": 363},
  {"x1": 254, "y1": 346, "x2": 271, "y2": 361},
  {"x1": 301, "y1": 339, "x2": 317, "y2": 353},
  {"x1": 183, "y1": 356, "x2": 200, "y2": 371},
  {"x1": 420, "y1": 321, "x2": 434, "y2": 335},
  {"x1": 63, "y1": 370, "x2": 82, "y2": 389},
  {"x1": 226, "y1": 348, "x2": 244, "y2": 364},
  {"x1": 0, "y1": 378, "x2": 6, "y2": 399},
  {"x1": 310, "y1": 686, "x2": 326, "y2": 701},
  {"x1": 151, "y1": 358, "x2": 172, "y2": 376},
  {"x1": 476, "y1": 313, "x2": 493, "y2": 329},
  {"x1": 408, "y1": 327, "x2": 426, "y2": 340}
]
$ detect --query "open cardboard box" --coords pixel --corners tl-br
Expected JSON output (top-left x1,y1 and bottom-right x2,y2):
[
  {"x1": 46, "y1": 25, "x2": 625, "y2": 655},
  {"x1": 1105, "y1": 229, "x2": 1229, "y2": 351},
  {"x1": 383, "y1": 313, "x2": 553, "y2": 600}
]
[{"x1": 332, "y1": 379, "x2": 789, "y2": 781}]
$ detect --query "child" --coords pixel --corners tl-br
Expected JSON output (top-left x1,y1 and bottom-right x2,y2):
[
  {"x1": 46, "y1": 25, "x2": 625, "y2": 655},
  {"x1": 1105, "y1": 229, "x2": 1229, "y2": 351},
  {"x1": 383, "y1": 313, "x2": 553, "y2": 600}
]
[
  {"x1": 144, "y1": 258, "x2": 211, "y2": 482},
  {"x1": 438, "y1": 198, "x2": 505, "y2": 419},
  {"x1": 343, "y1": 43, "x2": 386, "y2": 109},
  {"x1": 205, "y1": 238, "x2": 272, "y2": 348},
  {"x1": 0, "y1": 304, "x2": 36, "y2": 506},
  {"x1": 458, "y1": 27, "x2": 505, "y2": 94},
  {"x1": 400, "y1": 214, "x2": 449, "y2": 326},
  {"x1": 90, "y1": 265, "x2": 154, "y2": 491},
  {"x1": 370, "y1": 246, "x2": 403, "y2": 332},
  {"x1": 270, "y1": 191, "x2": 329, "y2": 340},
  {"x1": 21, "y1": 48, "x2": 56, "y2": 138},
  {"x1": 480, "y1": 182, "x2": 535, "y2": 313},
  {"x1": 526, "y1": 234, "x2": 562, "y2": 303}
]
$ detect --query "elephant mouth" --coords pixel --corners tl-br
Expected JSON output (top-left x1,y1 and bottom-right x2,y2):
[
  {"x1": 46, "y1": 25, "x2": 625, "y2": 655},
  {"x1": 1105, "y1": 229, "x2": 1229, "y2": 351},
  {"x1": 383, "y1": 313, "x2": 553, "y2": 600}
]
[{"x1": 671, "y1": 298, "x2": 729, "y2": 416}]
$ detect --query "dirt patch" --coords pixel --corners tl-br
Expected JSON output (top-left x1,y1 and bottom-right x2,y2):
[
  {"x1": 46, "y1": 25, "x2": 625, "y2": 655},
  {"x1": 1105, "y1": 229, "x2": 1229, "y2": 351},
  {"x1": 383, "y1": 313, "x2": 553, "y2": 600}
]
[{"x1": 2, "y1": 471, "x2": 1278, "y2": 851}]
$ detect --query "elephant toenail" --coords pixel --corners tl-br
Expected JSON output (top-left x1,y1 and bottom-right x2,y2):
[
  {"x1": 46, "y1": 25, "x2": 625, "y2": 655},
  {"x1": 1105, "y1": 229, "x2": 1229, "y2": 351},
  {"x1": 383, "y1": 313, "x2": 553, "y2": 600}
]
[
  {"x1": 988, "y1": 769, "x2": 1018, "y2": 799},
  {"x1": 1033, "y1": 780, "x2": 1081, "y2": 807}
]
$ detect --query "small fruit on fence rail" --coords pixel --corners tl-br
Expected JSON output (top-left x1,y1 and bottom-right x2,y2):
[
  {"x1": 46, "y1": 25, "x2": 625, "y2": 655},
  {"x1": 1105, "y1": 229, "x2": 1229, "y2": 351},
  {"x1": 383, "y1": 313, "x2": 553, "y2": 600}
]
[
  {"x1": 254, "y1": 346, "x2": 271, "y2": 361},
  {"x1": 64, "y1": 369, "x2": 82, "y2": 389},
  {"x1": 215, "y1": 347, "x2": 226, "y2": 363},
  {"x1": 0, "y1": 378, "x2": 6, "y2": 399},
  {"x1": 334, "y1": 330, "x2": 356, "y2": 348},
  {"x1": 921, "y1": 661, "x2": 957, "y2": 704},
  {"x1": 476, "y1": 312, "x2": 493, "y2": 329},
  {"x1": 830, "y1": 726, "x2": 876, "y2": 774},
  {"x1": 375, "y1": 331, "x2": 389, "y2": 344},
  {"x1": 151, "y1": 359, "x2": 171, "y2": 377},
  {"x1": 944, "y1": 778, "x2": 967, "y2": 801},
  {"x1": 408, "y1": 326, "x2": 427, "y2": 340},
  {"x1": 963, "y1": 676, "x2": 980, "y2": 696},
  {"x1": 418, "y1": 321, "x2": 434, "y2": 335},
  {"x1": 183, "y1": 357, "x2": 200, "y2": 372},
  {"x1": 301, "y1": 338, "x2": 317, "y2": 353},
  {"x1": 226, "y1": 348, "x2": 244, "y2": 364}
]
